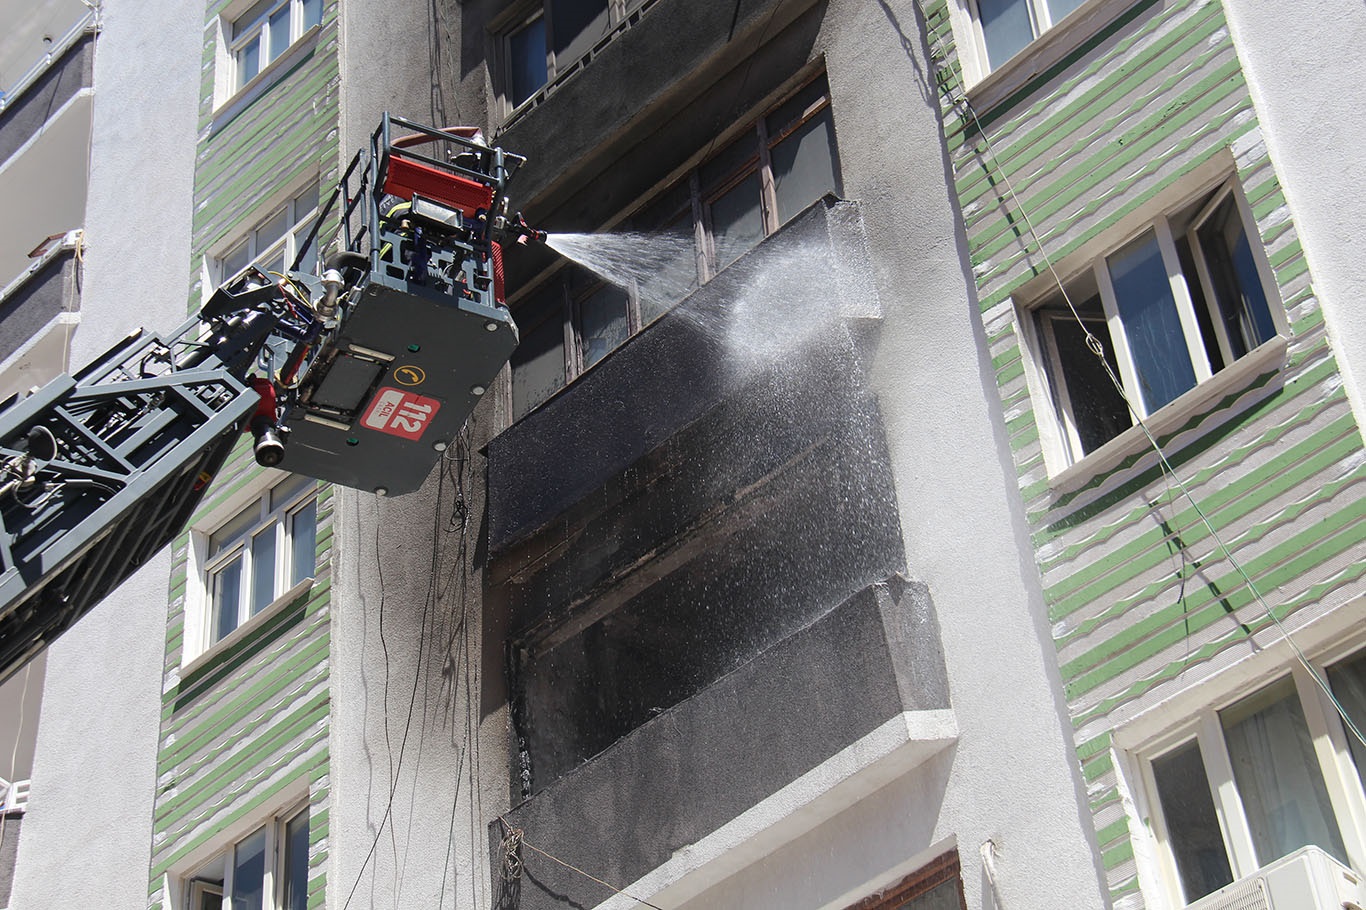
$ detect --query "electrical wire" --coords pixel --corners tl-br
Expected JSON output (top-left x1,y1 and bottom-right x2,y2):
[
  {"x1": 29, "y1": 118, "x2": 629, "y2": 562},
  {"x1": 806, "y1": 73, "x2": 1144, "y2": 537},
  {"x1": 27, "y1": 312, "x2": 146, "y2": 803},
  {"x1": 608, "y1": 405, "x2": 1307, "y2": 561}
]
[
  {"x1": 915, "y1": 3, "x2": 1366, "y2": 749},
  {"x1": 0, "y1": 662, "x2": 33, "y2": 868},
  {"x1": 497, "y1": 817, "x2": 669, "y2": 910},
  {"x1": 980, "y1": 840, "x2": 1005, "y2": 909},
  {"x1": 340, "y1": 495, "x2": 433, "y2": 910}
]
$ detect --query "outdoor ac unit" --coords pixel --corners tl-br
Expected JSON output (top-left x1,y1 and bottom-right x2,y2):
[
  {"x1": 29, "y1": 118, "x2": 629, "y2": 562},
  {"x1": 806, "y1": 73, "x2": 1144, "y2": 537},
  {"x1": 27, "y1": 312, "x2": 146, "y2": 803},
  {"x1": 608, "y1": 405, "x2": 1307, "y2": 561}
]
[{"x1": 1186, "y1": 846, "x2": 1365, "y2": 910}]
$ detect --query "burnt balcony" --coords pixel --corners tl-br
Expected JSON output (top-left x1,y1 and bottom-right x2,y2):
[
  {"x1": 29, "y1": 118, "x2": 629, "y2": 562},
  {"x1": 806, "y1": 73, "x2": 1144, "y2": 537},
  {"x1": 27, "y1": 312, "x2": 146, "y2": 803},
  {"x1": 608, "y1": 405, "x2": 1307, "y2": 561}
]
[
  {"x1": 485, "y1": 200, "x2": 957, "y2": 909},
  {"x1": 496, "y1": 0, "x2": 826, "y2": 230}
]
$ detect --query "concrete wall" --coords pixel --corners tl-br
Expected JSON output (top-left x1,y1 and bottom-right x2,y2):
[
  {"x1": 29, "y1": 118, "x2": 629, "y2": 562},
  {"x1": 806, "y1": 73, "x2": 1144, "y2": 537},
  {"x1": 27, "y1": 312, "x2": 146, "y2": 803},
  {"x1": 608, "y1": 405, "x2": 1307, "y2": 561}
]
[
  {"x1": 694, "y1": 1, "x2": 1108, "y2": 907},
  {"x1": 1221, "y1": 3, "x2": 1366, "y2": 431},
  {"x1": 925, "y1": 0, "x2": 1366, "y2": 904},
  {"x1": 329, "y1": 2, "x2": 511, "y2": 907},
  {"x1": 463, "y1": 0, "x2": 1105, "y2": 907},
  {"x1": 10, "y1": 0, "x2": 202, "y2": 905}
]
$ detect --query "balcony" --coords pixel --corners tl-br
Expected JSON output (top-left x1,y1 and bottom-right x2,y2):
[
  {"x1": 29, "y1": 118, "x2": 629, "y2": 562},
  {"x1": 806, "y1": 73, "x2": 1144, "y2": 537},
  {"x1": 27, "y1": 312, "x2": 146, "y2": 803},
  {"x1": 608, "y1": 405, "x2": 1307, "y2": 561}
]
[
  {"x1": 0, "y1": 234, "x2": 81, "y2": 402},
  {"x1": 496, "y1": 0, "x2": 825, "y2": 227},
  {"x1": 0, "y1": 21, "x2": 94, "y2": 294},
  {"x1": 486, "y1": 201, "x2": 957, "y2": 908}
]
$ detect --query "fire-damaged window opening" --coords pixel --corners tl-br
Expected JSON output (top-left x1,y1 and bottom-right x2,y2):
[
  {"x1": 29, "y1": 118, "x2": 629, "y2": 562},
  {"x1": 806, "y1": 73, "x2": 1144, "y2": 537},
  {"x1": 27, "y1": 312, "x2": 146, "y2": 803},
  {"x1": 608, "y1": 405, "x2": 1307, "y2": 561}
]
[
  {"x1": 497, "y1": 0, "x2": 650, "y2": 113},
  {"x1": 846, "y1": 851, "x2": 967, "y2": 910},
  {"x1": 508, "y1": 71, "x2": 840, "y2": 419}
]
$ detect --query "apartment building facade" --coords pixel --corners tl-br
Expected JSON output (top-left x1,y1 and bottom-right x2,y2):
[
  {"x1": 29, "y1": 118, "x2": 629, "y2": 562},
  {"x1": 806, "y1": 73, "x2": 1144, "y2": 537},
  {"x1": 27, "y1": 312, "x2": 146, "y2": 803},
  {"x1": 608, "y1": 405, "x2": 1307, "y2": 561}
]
[
  {"x1": 4, "y1": 1, "x2": 1363, "y2": 909},
  {"x1": 927, "y1": 0, "x2": 1366, "y2": 906}
]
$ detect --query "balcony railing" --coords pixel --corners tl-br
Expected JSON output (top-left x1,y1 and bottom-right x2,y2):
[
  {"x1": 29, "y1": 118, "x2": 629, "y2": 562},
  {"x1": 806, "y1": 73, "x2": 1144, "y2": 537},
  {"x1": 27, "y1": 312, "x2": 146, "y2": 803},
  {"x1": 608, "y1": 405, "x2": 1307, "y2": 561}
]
[
  {"x1": 0, "y1": 6, "x2": 98, "y2": 116},
  {"x1": 0, "y1": 777, "x2": 30, "y2": 815}
]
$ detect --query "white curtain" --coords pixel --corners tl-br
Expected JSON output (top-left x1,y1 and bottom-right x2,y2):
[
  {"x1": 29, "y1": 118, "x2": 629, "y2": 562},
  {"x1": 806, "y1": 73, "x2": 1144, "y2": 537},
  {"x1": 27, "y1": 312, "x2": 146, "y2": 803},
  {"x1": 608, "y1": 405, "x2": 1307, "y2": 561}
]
[{"x1": 1221, "y1": 678, "x2": 1347, "y2": 865}]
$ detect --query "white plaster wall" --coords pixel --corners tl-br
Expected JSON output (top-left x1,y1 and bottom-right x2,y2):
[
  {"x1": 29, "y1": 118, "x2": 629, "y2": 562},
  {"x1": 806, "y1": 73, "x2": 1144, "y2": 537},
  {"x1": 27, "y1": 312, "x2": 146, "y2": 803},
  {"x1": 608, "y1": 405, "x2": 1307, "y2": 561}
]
[
  {"x1": 681, "y1": 1, "x2": 1112, "y2": 907},
  {"x1": 1221, "y1": 4, "x2": 1366, "y2": 435},
  {"x1": 9, "y1": 0, "x2": 201, "y2": 905},
  {"x1": 329, "y1": 3, "x2": 509, "y2": 907},
  {"x1": 335, "y1": 0, "x2": 1109, "y2": 907}
]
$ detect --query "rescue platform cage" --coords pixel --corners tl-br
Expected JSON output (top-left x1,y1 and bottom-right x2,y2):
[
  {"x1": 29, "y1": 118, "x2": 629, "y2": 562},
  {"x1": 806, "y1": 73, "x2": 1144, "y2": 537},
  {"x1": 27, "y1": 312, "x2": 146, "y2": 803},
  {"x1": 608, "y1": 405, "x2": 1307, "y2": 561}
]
[{"x1": 267, "y1": 113, "x2": 526, "y2": 495}]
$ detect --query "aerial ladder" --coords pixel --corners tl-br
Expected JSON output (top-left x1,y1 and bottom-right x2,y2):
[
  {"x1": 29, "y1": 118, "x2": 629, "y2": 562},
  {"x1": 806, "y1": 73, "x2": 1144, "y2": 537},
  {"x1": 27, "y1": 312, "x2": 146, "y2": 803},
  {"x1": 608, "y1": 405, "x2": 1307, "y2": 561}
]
[{"x1": 0, "y1": 114, "x2": 543, "y2": 682}]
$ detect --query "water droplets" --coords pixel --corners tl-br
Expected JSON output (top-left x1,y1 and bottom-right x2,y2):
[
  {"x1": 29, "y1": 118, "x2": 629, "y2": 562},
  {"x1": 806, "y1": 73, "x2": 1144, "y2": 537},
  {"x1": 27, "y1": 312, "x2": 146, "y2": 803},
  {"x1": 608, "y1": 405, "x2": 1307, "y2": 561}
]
[{"x1": 545, "y1": 226, "x2": 876, "y2": 380}]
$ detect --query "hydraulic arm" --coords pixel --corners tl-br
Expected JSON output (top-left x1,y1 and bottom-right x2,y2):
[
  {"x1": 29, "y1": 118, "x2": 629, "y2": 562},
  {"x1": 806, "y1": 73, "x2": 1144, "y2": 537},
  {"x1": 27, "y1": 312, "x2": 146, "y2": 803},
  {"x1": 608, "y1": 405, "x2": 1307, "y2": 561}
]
[{"x1": 0, "y1": 114, "x2": 543, "y2": 683}]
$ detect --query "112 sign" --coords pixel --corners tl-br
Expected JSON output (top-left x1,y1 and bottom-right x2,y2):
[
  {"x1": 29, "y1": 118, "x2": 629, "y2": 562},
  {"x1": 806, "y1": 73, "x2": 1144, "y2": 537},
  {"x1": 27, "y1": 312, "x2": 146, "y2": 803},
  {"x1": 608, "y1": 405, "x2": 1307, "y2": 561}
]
[{"x1": 362, "y1": 388, "x2": 442, "y2": 440}]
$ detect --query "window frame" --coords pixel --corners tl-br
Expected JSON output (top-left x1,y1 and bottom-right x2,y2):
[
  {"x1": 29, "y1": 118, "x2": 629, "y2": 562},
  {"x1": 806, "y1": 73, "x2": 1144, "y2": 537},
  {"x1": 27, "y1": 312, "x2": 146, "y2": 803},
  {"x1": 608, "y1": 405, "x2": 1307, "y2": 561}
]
[
  {"x1": 846, "y1": 851, "x2": 967, "y2": 910},
  {"x1": 213, "y1": 179, "x2": 320, "y2": 289},
  {"x1": 947, "y1": 0, "x2": 1136, "y2": 104},
  {"x1": 188, "y1": 475, "x2": 318, "y2": 665},
  {"x1": 1020, "y1": 178, "x2": 1285, "y2": 474},
  {"x1": 213, "y1": 0, "x2": 324, "y2": 116},
  {"x1": 183, "y1": 799, "x2": 311, "y2": 910},
  {"x1": 228, "y1": 0, "x2": 323, "y2": 94},
  {"x1": 497, "y1": 0, "x2": 645, "y2": 116},
  {"x1": 505, "y1": 72, "x2": 839, "y2": 420},
  {"x1": 1135, "y1": 655, "x2": 1366, "y2": 906}
]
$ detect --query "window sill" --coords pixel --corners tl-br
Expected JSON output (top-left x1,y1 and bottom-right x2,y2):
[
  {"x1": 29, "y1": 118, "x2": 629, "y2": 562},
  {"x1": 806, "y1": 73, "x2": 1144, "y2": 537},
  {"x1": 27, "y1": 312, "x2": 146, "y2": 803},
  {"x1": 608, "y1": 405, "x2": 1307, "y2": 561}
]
[
  {"x1": 210, "y1": 25, "x2": 321, "y2": 131},
  {"x1": 1047, "y1": 335, "x2": 1289, "y2": 493},
  {"x1": 180, "y1": 576, "x2": 315, "y2": 676},
  {"x1": 963, "y1": 0, "x2": 1145, "y2": 117}
]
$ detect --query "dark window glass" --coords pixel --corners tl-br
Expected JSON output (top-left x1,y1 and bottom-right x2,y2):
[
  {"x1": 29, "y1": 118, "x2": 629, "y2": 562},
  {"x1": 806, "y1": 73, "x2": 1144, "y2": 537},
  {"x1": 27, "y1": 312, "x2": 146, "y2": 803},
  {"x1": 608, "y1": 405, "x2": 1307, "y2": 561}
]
[
  {"x1": 509, "y1": 17, "x2": 548, "y2": 107},
  {"x1": 1152, "y1": 741, "x2": 1233, "y2": 902},
  {"x1": 240, "y1": 40, "x2": 261, "y2": 84},
  {"x1": 699, "y1": 134, "x2": 758, "y2": 194},
  {"x1": 1106, "y1": 230, "x2": 1196, "y2": 412},
  {"x1": 250, "y1": 528, "x2": 277, "y2": 613},
  {"x1": 1046, "y1": 0, "x2": 1086, "y2": 21},
  {"x1": 511, "y1": 292, "x2": 566, "y2": 418},
  {"x1": 268, "y1": 4, "x2": 291, "y2": 61},
  {"x1": 769, "y1": 106, "x2": 838, "y2": 224},
  {"x1": 1197, "y1": 195, "x2": 1276, "y2": 358},
  {"x1": 579, "y1": 283, "x2": 630, "y2": 368},
  {"x1": 550, "y1": 0, "x2": 610, "y2": 65},
  {"x1": 1040, "y1": 298, "x2": 1131, "y2": 454},
  {"x1": 977, "y1": 0, "x2": 1034, "y2": 69},
  {"x1": 1327, "y1": 651, "x2": 1366, "y2": 790},
  {"x1": 213, "y1": 561, "x2": 243, "y2": 640},
  {"x1": 290, "y1": 498, "x2": 316, "y2": 585},
  {"x1": 709, "y1": 172, "x2": 765, "y2": 270},
  {"x1": 232, "y1": 828, "x2": 267, "y2": 910},
  {"x1": 283, "y1": 808, "x2": 310, "y2": 910}
]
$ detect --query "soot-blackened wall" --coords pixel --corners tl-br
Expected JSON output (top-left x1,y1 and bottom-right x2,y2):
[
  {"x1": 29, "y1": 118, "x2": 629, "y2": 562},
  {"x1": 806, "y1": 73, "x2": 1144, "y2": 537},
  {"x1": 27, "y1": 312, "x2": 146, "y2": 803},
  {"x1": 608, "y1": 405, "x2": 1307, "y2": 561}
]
[{"x1": 484, "y1": 201, "x2": 949, "y2": 907}]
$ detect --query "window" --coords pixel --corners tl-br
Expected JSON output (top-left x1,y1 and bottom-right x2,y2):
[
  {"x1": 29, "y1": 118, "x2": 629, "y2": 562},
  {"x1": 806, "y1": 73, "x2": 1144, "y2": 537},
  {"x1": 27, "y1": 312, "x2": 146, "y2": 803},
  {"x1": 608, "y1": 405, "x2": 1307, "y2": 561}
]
[
  {"x1": 1141, "y1": 654, "x2": 1366, "y2": 905},
  {"x1": 215, "y1": 181, "x2": 320, "y2": 287},
  {"x1": 968, "y1": 0, "x2": 1088, "y2": 72},
  {"x1": 1028, "y1": 182, "x2": 1281, "y2": 465},
  {"x1": 508, "y1": 73, "x2": 839, "y2": 419},
  {"x1": 500, "y1": 0, "x2": 646, "y2": 111},
  {"x1": 186, "y1": 802, "x2": 310, "y2": 910},
  {"x1": 229, "y1": 0, "x2": 323, "y2": 91},
  {"x1": 203, "y1": 476, "x2": 316, "y2": 651},
  {"x1": 848, "y1": 852, "x2": 966, "y2": 910}
]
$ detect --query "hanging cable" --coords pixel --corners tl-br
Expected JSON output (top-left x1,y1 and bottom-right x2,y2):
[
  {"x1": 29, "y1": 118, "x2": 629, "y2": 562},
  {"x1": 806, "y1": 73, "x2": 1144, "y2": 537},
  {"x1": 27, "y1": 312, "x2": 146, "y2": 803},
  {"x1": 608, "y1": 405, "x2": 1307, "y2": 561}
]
[
  {"x1": 0, "y1": 662, "x2": 33, "y2": 866},
  {"x1": 497, "y1": 817, "x2": 669, "y2": 910},
  {"x1": 914, "y1": 2, "x2": 1366, "y2": 748},
  {"x1": 980, "y1": 840, "x2": 1006, "y2": 909}
]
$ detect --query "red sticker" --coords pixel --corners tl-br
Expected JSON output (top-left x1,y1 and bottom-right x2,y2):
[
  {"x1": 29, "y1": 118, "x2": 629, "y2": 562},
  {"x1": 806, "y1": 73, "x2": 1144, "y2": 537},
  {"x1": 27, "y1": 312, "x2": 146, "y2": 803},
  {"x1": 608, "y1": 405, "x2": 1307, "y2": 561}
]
[{"x1": 361, "y1": 387, "x2": 442, "y2": 440}]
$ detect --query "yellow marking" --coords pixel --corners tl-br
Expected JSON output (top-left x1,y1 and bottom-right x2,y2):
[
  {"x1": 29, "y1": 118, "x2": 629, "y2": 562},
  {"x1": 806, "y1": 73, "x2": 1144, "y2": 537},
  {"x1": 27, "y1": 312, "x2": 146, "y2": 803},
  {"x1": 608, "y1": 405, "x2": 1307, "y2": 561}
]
[{"x1": 394, "y1": 365, "x2": 426, "y2": 386}]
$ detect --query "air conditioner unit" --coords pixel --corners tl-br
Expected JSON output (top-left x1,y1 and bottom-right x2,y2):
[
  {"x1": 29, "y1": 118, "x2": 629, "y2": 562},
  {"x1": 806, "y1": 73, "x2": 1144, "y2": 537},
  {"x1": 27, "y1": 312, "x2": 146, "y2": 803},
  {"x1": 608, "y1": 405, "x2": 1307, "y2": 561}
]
[{"x1": 1186, "y1": 846, "x2": 1365, "y2": 910}]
